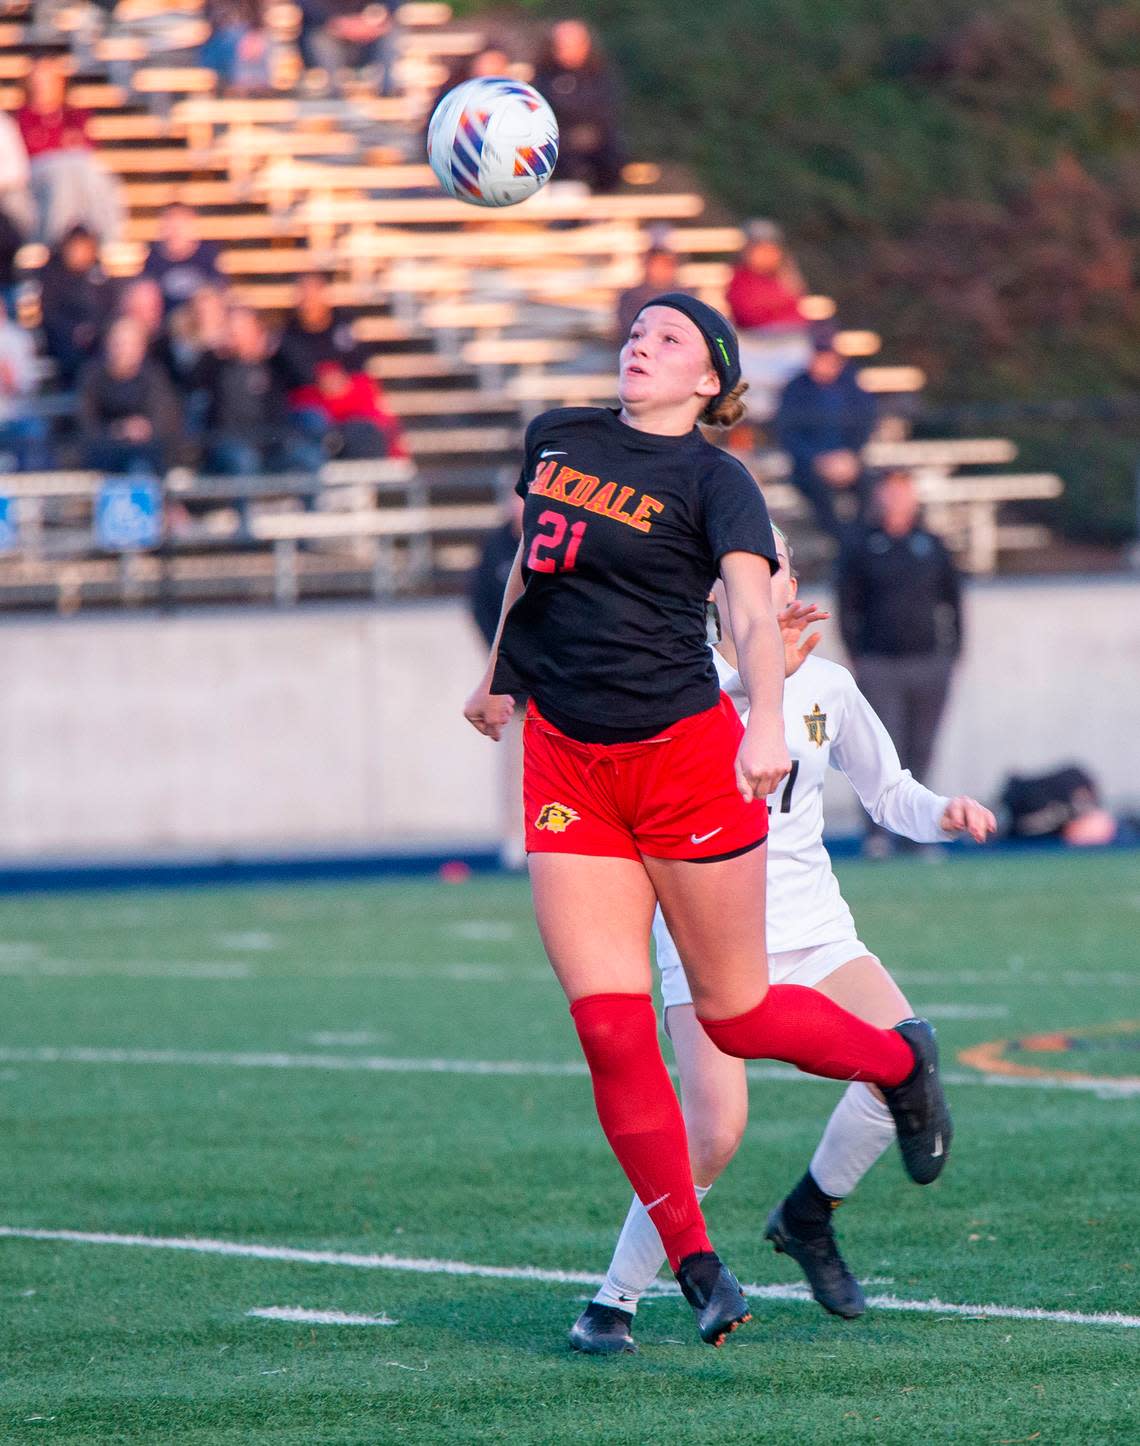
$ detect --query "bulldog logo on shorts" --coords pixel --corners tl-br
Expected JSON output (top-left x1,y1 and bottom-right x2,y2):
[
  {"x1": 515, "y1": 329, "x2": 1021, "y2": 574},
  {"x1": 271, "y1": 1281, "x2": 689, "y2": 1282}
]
[{"x1": 535, "y1": 802, "x2": 580, "y2": 833}]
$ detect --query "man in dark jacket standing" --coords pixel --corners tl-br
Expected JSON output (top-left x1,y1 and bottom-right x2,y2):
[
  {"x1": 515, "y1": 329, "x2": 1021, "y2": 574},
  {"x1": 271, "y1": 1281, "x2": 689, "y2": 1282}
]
[
  {"x1": 837, "y1": 468, "x2": 963, "y2": 855},
  {"x1": 774, "y1": 320, "x2": 877, "y2": 539}
]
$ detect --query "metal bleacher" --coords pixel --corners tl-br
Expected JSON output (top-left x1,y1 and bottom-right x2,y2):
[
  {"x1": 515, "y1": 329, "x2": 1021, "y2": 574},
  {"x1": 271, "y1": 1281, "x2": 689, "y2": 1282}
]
[{"x1": 0, "y1": 0, "x2": 1063, "y2": 612}]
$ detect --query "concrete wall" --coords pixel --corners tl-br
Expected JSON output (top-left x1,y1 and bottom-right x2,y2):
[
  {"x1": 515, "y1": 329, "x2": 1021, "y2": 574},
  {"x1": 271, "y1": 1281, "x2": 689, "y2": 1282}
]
[
  {"x1": 0, "y1": 604, "x2": 498, "y2": 857},
  {"x1": 0, "y1": 577, "x2": 1136, "y2": 858}
]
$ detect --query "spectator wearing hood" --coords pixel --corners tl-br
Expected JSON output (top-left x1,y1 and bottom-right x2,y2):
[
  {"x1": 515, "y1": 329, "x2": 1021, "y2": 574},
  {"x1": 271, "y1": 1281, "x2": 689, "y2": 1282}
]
[
  {"x1": 40, "y1": 224, "x2": 118, "y2": 386},
  {"x1": 774, "y1": 320, "x2": 876, "y2": 538}
]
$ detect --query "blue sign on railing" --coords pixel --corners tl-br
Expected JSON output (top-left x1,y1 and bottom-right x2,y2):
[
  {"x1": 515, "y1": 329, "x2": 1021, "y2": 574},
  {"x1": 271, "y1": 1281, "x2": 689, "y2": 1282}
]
[
  {"x1": 0, "y1": 495, "x2": 17, "y2": 553},
  {"x1": 94, "y1": 478, "x2": 163, "y2": 551}
]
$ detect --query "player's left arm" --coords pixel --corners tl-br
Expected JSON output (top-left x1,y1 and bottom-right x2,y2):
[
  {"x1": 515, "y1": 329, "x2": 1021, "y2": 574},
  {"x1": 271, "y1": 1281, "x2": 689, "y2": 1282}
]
[
  {"x1": 720, "y1": 550, "x2": 791, "y2": 803},
  {"x1": 833, "y1": 674, "x2": 994, "y2": 843}
]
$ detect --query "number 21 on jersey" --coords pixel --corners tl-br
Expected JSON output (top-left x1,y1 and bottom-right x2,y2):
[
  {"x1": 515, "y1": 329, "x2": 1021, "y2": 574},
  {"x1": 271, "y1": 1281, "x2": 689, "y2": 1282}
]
[{"x1": 527, "y1": 509, "x2": 587, "y2": 574}]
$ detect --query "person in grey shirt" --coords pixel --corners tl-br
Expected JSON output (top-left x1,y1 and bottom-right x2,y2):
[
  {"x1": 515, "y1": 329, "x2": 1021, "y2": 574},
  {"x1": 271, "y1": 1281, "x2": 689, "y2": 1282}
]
[{"x1": 837, "y1": 467, "x2": 962, "y2": 856}]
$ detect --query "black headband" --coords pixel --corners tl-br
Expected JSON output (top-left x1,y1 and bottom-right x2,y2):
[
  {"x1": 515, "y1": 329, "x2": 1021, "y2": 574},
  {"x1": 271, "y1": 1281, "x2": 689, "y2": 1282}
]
[{"x1": 634, "y1": 292, "x2": 742, "y2": 407}]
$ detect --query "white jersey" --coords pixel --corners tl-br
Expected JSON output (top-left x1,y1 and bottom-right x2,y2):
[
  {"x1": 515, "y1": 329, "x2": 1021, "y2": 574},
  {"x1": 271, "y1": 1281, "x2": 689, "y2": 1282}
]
[
  {"x1": 718, "y1": 650, "x2": 952, "y2": 949},
  {"x1": 655, "y1": 651, "x2": 952, "y2": 959}
]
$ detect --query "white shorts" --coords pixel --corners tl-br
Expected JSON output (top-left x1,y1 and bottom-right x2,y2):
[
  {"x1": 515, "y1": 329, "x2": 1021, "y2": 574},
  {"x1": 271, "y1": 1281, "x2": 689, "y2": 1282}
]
[{"x1": 657, "y1": 935, "x2": 877, "y2": 1013}]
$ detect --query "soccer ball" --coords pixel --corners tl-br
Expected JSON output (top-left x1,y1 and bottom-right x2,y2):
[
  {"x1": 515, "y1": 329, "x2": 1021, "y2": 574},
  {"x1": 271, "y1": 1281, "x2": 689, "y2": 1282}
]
[{"x1": 426, "y1": 76, "x2": 559, "y2": 208}]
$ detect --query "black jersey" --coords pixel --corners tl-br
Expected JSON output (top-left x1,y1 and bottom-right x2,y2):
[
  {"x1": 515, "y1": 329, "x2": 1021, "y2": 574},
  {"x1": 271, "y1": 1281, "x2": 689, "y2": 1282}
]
[{"x1": 491, "y1": 407, "x2": 777, "y2": 735}]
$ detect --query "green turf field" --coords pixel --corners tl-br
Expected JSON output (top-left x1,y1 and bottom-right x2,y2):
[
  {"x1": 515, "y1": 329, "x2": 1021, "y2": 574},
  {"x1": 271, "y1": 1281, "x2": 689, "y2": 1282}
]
[{"x1": 1, "y1": 852, "x2": 1137, "y2": 1444}]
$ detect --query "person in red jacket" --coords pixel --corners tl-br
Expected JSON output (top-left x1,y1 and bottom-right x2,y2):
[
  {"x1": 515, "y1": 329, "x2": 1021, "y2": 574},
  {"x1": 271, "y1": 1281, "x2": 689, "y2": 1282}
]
[
  {"x1": 16, "y1": 57, "x2": 123, "y2": 243},
  {"x1": 725, "y1": 223, "x2": 807, "y2": 331},
  {"x1": 288, "y1": 359, "x2": 407, "y2": 460},
  {"x1": 725, "y1": 221, "x2": 812, "y2": 419}
]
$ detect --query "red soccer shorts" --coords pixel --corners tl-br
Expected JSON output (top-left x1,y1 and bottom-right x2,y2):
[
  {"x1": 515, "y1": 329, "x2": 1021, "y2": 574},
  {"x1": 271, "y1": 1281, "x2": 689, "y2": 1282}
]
[{"x1": 523, "y1": 694, "x2": 768, "y2": 861}]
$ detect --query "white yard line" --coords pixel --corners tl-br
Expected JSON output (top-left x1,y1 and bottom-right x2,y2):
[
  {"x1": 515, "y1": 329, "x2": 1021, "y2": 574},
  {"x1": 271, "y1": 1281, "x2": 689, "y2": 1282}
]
[
  {"x1": 0, "y1": 1044, "x2": 1135, "y2": 1096},
  {"x1": 0, "y1": 962, "x2": 253, "y2": 980},
  {"x1": 1, "y1": 1227, "x2": 1136, "y2": 1330},
  {"x1": 247, "y1": 1306, "x2": 398, "y2": 1326}
]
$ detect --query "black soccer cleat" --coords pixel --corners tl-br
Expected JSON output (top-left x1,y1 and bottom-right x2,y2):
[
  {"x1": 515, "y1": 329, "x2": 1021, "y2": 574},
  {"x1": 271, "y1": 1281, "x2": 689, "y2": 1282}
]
[
  {"x1": 883, "y1": 1017, "x2": 953, "y2": 1185},
  {"x1": 765, "y1": 1200, "x2": 865, "y2": 1320},
  {"x1": 675, "y1": 1251, "x2": 751, "y2": 1347},
  {"x1": 568, "y1": 1301, "x2": 638, "y2": 1355}
]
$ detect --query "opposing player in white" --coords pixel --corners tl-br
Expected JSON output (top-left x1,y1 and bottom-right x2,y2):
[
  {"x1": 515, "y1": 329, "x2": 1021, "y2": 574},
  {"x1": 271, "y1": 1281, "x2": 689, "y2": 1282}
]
[{"x1": 570, "y1": 527, "x2": 995, "y2": 1353}]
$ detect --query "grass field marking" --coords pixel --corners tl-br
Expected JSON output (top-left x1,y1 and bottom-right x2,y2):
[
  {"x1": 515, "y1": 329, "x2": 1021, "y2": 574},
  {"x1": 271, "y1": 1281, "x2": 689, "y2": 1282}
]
[
  {"x1": 921, "y1": 1004, "x2": 1010, "y2": 1020},
  {"x1": 217, "y1": 932, "x2": 280, "y2": 952},
  {"x1": 0, "y1": 961, "x2": 254, "y2": 980},
  {"x1": 958, "y1": 1019, "x2": 1140, "y2": 1091},
  {"x1": 247, "y1": 1306, "x2": 399, "y2": 1326},
  {"x1": 2, "y1": 1227, "x2": 1137, "y2": 1331},
  {"x1": 0, "y1": 1046, "x2": 586, "y2": 1078},
  {"x1": 1, "y1": 1044, "x2": 1137, "y2": 1096}
]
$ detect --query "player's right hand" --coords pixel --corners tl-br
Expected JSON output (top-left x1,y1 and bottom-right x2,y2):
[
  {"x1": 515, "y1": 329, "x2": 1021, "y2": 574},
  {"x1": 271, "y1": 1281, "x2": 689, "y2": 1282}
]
[
  {"x1": 735, "y1": 716, "x2": 791, "y2": 803},
  {"x1": 464, "y1": 682, "x2": 515, "y2": 741}
]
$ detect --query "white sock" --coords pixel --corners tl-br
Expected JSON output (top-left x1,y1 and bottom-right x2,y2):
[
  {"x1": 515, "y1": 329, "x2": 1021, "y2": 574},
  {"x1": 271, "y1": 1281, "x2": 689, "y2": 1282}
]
[
  {"x1": 593, "y1": 1183, "x2": 711, "y2": 1315},
  {"x1": 809, "y1": 1082, "x2": 896, "y2": 1198}
]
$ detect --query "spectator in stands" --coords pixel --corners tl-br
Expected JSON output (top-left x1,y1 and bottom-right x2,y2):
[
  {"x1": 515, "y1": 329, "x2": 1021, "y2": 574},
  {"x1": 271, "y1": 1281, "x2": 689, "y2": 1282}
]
[
  {"x1": 774, "y1": 320, "x2": 877, "y2": 539},
  {"x1": 273, "y1": 272, "x2": 364, "y2": 391},
  {"x1": 40, "y1": 223, "x2": 118, "y2": 386},
  {"x1": 0, "y1": 108, "x2": 34, "y2": 240},
  {"x1": 289, "y1": 360, "x2": 406, "y2": 460},
  {"x1": 0, "y1": 294, "x2": 49, "y2": 470},
  {"x1": 16, "y1": 56, "x2": 123, "y2": 244},
  {"x1": 0, "y1": 112, "x2": 30, "y2": 299},
  {"x1": 837, "y1": 468, "x2": 962, "y2": 857},
  {"x1": 141, "y1": 202, "x2": 224, "y2": 316},
  {"x1": 202, "y1": 306, "x2": 323, "y2": 475},
  {"x1": 201, "y1": 0, "x2": 274, "y2": 95},
  {"x1": 164, "y1": 282, "x2": 230, "y2": 431},
  {"x1": 726, "y1": 222, "x2": 807, "y2": 331},
  {"x1": 727, "y1": 221, "x2": 811, "y2": 418},
  {"x1": 615, "y1": 244, "x2": 678, "y2": 340},
  {"x1": 534, "y1": 19, "x2": 625, "y2": 193},
  {"x1": 117, "y1": 277, "x2": 167, "y2": 368},
  {"x1": 425, "y1": 44, "x2": 513, "y2": 138},
  {"x1": 298, "y1": 0, "x2": 404, "y2": 97},
  {"x1": 79, "y1": 316, "x2": 183, "y2": 475}
]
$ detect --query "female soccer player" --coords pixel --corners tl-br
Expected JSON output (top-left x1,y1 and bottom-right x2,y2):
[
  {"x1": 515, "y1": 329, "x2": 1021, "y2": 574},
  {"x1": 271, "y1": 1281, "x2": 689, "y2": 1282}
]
[
  {"x1": 570, "y1": 528, "x2": 995, "y2": 1353},
  {"x1": 464, "y1": 295, "x2": 953, "y2": 1347}
]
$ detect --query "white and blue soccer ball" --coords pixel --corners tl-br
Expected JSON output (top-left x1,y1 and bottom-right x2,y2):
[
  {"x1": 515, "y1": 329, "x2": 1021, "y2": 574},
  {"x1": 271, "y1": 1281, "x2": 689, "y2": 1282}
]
[{"x1": 426, "y1": 76, "x2": 559, "y2": 208}]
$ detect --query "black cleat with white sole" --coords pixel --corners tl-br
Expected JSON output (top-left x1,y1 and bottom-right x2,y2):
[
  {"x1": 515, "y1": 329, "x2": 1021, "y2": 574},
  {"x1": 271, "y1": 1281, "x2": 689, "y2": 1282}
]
[
  {"x1": 569, "y1": 1301, "x2": 638, "y2": 1355},
  {"x1": 675, "y1": 1251, "x2": 751, "y2": 1346},
  {"x1": 883, "y1": 1017, "x2": 953, "y2": 1184},
  {"x1": 765, "y1": 1200, "x2": 865, "y2": 1319}
]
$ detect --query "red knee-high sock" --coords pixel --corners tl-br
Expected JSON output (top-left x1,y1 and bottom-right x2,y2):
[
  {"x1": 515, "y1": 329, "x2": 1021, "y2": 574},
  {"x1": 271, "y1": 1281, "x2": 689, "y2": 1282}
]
[
  {"x1": 699, "y1": 983, "x2": 914, "y2": 1085},
  {"x1": 570, "y1": 992, "x2": 712, "y2": 1271}
]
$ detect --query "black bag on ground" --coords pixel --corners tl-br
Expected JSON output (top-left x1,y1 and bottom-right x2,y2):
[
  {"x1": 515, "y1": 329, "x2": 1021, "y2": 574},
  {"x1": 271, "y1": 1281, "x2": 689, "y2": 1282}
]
[{"x1": 1001, "y1": 765, "x2": 1101, "y2": 838}]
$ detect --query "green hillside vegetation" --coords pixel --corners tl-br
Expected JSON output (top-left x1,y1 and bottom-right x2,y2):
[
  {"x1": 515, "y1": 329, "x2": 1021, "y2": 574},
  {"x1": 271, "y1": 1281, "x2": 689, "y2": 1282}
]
[{"x1": 455, "y1": 1, "x2": 1140, "y2": 544}]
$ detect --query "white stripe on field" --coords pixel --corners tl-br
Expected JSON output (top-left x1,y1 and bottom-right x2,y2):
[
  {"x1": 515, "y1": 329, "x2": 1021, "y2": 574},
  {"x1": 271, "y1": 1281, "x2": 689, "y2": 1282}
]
[
  {"x1": 0, "y1": 1044, "x2": 1135, "y2": 1096},
  {"x1": 1, "y1": 1227, "x2": 1136, "y2": 1330},
  {"x1": 247, "y1": 1306, "x2": 398, "y2": 1326}
]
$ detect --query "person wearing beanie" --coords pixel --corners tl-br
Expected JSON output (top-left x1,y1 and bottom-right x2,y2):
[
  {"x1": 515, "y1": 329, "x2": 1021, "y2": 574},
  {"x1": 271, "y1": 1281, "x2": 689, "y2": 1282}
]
[
  {"x1": 461, "y1": 294, "x2": 954, "y2": 1351},
  {"x1": 774, "y1": 319, "x2": 877, "y2": 539}
]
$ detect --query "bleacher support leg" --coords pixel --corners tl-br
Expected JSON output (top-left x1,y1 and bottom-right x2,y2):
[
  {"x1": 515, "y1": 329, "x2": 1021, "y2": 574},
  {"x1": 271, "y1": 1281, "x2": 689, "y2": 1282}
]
[{"x1": 273, "y1": 539, "x2": 299, "y2": 606}]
